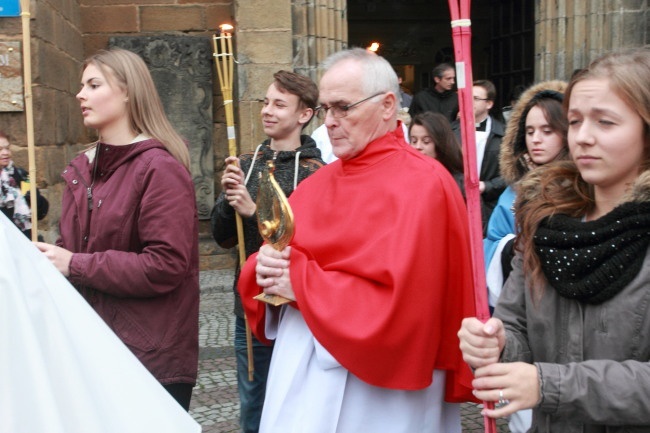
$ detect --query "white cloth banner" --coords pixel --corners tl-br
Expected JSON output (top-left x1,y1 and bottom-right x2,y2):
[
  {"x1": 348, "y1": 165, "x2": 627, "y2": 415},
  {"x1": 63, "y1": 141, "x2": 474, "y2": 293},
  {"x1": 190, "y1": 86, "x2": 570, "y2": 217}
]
[{"x1": 0, "y1": 214, "x2": 201, "y2": 433}]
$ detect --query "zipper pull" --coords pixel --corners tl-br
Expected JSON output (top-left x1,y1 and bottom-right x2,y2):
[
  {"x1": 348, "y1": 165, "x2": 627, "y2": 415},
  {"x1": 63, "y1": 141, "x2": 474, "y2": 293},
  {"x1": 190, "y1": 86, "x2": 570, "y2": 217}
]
[{"x1": 87, "y1": 187, "x2": 93, "y2": 211}]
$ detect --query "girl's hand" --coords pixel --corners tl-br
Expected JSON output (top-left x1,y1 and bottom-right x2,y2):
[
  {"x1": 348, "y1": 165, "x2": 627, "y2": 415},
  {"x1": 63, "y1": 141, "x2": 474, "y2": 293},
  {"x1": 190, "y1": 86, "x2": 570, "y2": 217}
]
[
  {"x1": 458, "y1": 317, "x2": 506, "y2": 368},
  {"x1": 472, "y1": 362, "x2": 541, "y2": 418},
  {"x1": 34, "y1": 242, "x2": 73, "y2": 277}
]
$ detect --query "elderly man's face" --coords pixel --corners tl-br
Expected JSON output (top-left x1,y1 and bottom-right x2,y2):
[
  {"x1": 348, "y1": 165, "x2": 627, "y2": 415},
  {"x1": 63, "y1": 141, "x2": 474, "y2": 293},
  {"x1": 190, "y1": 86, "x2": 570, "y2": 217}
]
[
  {"x1": 0, "y1": 137, "x2": 12, "y2": 169},
  {"x1": 318, "y1": 59, "x2": 388, "y2": 160}
]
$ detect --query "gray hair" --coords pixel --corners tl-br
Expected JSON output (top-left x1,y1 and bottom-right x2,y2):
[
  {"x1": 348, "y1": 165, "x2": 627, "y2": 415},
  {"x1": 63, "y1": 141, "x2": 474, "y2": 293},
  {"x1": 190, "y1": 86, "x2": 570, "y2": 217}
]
[{"x1": 321, "y1": 48, "x2": 400, "y2": 101}]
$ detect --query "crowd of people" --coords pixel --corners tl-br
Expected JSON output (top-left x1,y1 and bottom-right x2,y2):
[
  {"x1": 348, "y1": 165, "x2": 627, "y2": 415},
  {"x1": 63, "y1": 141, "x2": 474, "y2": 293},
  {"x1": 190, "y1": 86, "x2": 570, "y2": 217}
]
[
  {"x1": 7, "y1": 40, "x2": 649, "y2": 433},
  {"x1": 234, "y1": 47, "x2": 650, "y2": 433}
]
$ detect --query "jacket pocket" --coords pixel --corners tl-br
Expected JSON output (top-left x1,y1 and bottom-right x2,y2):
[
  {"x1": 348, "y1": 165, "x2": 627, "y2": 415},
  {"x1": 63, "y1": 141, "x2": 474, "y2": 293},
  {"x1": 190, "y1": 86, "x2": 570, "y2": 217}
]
[{"x1": 111, "y1": 307, "x2": 157, "y2": 354}]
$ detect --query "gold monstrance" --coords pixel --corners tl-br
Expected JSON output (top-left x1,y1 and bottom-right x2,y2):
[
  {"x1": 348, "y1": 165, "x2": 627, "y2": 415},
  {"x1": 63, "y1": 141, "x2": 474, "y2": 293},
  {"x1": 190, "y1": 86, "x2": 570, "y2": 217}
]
[{"x1": 253, "y1": 160, "x2": 294, "y2": 306}]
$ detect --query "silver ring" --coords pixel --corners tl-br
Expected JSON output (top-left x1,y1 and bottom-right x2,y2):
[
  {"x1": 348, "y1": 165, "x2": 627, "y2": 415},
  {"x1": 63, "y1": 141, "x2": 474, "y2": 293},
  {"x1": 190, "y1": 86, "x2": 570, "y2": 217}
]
[{"x1": 497, "y1": 389, "x2": 510, "y2": 408}]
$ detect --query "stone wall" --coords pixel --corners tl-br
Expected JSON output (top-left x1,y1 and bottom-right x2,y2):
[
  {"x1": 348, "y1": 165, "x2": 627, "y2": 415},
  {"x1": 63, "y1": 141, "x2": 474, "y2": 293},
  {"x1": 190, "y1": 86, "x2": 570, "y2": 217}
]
[
  {"x1": 233, "y1": 0, "x2": 293, "y2": 151},
  {"x1": 234, "y1": 0, "x2": 346, "y2": 149},
  {"x1": 293, "y1": 0, "x2": 347, "y2": 82},
  {"x1": 0, "y1": 0, "x2": 86, "y2": 242},
  {"x1": 79, "y1": 0, "x2": 232, "y2": 55},
  {"x1": 535, "y1": 0, "x2": 649, "y2": 80}
]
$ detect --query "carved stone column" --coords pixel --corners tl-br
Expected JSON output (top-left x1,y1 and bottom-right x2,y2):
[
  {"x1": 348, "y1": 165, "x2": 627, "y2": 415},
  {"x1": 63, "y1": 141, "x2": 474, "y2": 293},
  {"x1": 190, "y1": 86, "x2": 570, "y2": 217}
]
[
  {"x1": 293, "y1": 0, "x2": 347, "y2": 82},
  {"x1": 536, "y1": 0, "x2": 648, "y2": 81},
  {"x1": 110, "y1": 36, "x2": 214, "y2": 219}
]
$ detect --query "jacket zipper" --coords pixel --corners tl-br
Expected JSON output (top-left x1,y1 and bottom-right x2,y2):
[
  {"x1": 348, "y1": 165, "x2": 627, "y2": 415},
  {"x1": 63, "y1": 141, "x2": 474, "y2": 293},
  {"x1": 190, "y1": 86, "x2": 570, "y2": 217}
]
[{"x1": 70, "y1": 148, "x2": 100, "y2": 243}]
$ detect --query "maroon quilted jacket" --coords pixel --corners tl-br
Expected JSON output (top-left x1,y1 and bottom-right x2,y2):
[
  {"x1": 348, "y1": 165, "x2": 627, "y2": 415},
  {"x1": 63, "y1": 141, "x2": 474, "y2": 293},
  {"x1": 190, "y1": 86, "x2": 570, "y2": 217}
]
[{"x1": 57, "y1": 138, "x2": 199, "y2": 385}]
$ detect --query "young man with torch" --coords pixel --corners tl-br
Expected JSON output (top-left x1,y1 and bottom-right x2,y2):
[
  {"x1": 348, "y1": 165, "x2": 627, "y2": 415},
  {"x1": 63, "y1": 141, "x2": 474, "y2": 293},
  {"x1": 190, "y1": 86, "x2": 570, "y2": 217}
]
[{"x1": 211, "y1": 70, "x2": 323, "y2": 433}]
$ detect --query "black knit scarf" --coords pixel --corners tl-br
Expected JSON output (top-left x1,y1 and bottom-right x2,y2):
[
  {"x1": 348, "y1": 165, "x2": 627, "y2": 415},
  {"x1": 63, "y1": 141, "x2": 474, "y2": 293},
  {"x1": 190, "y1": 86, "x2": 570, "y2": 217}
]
[{"x1": 534, "y1": 201, "x2": 650, "y2": 304}]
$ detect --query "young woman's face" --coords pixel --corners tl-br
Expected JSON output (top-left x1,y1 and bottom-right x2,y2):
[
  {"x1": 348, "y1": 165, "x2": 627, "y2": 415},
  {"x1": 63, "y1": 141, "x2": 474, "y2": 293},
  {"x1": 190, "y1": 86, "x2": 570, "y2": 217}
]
[
  {"x1": 409, "y1": 124, "x2": 436, "y2": 158},
  {"x1": 525, "y1": 106, "x2": 565, "y2": 165},
  {"x1": 76, "y1": 64, "x2": 129, "y2": 134},
  {"x1": 567, "y1": 78, "x2": 646, "y2": 195}
]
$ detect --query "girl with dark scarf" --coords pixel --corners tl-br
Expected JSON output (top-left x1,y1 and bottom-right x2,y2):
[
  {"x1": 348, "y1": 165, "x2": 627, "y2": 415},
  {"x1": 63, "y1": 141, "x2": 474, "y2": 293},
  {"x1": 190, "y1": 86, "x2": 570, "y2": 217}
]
[{"x1": 460, "y1": 49, "x2": 650, "y2": 432}]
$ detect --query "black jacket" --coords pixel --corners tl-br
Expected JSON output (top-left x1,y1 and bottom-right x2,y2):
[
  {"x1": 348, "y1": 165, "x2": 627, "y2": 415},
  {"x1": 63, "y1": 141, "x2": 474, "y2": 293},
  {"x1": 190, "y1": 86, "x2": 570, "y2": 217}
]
[
  {"x1": 211, "y1": 135, "x2": 324, "y2": 317},
  {"x1": 452, "y1": 116, "x2": 506, "y2": 231},
  {"x1": 409, "y1": 88, "x2": 459, "y2": 122}
]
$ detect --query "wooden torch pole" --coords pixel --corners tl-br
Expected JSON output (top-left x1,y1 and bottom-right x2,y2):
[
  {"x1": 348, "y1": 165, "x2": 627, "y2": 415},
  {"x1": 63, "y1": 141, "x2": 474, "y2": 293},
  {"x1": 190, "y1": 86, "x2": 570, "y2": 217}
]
[
  {"x1": 19, "y1": 0, "x2": 38, "y2": 242},
  {"x1": 212, "y1": 24, "x2": 255, "y2": 382}
]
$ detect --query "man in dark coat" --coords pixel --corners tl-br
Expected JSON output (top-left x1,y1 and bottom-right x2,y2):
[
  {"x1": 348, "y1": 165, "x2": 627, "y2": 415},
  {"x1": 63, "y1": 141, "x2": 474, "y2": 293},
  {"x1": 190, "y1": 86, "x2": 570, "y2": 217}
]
[
  {"x1": 452, "y1": 80, "x2": 506, "y2": 232},
  {"x1": 409, "y1": 63, "x2": 459, "y2": 122}
]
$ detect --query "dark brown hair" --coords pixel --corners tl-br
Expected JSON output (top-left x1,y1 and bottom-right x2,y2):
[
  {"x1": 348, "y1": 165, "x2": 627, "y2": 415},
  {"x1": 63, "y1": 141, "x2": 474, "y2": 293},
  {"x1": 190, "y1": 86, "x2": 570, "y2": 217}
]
[
  {"x1": 512, "y1": 92, "x2": 569, "y2": 176},
  {"x1": 474, "y1": 79, "x2": 497, "y2": 101},
  {"x1": 273, "y1": 70, "x2": 319, "y2": 111},
  {"x1": 409, "y1": 112, "x2": 464, "y2": 175}
]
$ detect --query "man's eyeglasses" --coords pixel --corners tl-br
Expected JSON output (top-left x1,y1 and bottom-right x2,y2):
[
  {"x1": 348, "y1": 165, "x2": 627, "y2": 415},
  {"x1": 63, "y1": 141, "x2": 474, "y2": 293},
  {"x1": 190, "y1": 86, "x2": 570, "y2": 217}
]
[
  {"x1": 473, "y1": 96, "x2": 490, "y2": 102},
  {"x1": 315, "y1": 92, "x2": 386, "y2": 120}
]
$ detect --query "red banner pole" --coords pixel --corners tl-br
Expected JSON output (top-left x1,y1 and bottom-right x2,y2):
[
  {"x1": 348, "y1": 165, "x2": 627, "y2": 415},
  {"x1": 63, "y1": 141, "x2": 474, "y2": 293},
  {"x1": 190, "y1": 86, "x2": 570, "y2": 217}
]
[{"x1": 447, "y1": 0, "x2": 497, "y2": 431}]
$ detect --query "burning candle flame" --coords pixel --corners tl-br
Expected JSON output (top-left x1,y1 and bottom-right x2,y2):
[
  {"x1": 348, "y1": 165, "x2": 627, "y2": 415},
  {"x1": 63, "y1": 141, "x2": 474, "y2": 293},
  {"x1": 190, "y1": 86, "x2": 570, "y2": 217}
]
[{"x1": 219, "y1": 23, "x2": 234, "y2": 34}]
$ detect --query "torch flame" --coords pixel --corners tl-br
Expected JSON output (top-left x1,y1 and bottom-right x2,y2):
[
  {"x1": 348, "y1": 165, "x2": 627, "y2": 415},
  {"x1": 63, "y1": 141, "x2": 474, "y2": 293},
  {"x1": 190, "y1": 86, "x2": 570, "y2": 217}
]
[
  {"x1": 219, "y1": 23, "x2": 234, "y2": 33},
  {"x1": 367, "y1": 42, "x2": 380, "y2": 52}
]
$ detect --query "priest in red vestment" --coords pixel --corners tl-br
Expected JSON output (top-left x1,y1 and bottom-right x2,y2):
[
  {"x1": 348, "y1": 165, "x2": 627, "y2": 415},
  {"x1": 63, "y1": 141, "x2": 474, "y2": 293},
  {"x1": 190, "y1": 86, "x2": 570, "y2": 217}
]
[{"x1": 238, "y1": 48, "x2": 477, "y2": 433}]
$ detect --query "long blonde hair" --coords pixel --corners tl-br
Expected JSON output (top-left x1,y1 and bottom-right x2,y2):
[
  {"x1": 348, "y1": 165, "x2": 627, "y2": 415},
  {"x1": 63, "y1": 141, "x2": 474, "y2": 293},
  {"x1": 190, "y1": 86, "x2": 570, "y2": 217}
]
[
  {"x1": 83, "y1": 48, "x2": 191, "y2": 170},
  {"x1": 515, "y1": 48, "x2": 650, "y2": 295}
]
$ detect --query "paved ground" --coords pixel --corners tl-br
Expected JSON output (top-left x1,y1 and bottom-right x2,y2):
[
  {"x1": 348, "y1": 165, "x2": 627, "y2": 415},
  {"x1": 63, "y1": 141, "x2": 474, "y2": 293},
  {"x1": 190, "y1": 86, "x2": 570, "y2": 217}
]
[{"x1": 190, "y1": 269, "x2": 509, "y2": 432}]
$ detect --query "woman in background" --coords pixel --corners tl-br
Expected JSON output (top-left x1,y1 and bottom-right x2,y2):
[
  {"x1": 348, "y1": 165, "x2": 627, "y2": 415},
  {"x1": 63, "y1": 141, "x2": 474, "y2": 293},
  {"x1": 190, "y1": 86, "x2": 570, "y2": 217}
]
[
  {"x1": 0, "y1": 130, "x2": 49, "y2": 239},
  {"x1": 409, "y1": 111, "x2": 464, "y2": 194},
  {"x1": 484, "y1": 81, "x2": 568, "y2": 310}
]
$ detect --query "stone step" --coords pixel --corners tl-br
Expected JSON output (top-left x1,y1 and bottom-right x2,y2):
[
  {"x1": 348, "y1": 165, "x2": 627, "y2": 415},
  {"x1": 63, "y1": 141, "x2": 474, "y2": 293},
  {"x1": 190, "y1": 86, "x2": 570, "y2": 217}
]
[{"x1": 198, "y1": 220, "x2": 238, "y2": 271}]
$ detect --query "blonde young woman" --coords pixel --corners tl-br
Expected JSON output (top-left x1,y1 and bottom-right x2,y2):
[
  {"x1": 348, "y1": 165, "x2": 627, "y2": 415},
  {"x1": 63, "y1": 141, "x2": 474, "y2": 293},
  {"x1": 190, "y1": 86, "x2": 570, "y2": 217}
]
[
  {"x1": 459, "y1": 48, "x2": 650, "y2": 432},
  {"x1": 36, "y1": 48, "x2": 199, "y2": 410}
]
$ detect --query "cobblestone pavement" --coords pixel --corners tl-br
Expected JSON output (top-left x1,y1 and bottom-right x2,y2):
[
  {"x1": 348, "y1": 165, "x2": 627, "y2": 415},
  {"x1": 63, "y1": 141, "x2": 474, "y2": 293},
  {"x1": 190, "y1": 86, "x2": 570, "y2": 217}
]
[{"x1": 191, "y1": 269, "x2": 509, "y2": 433}]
